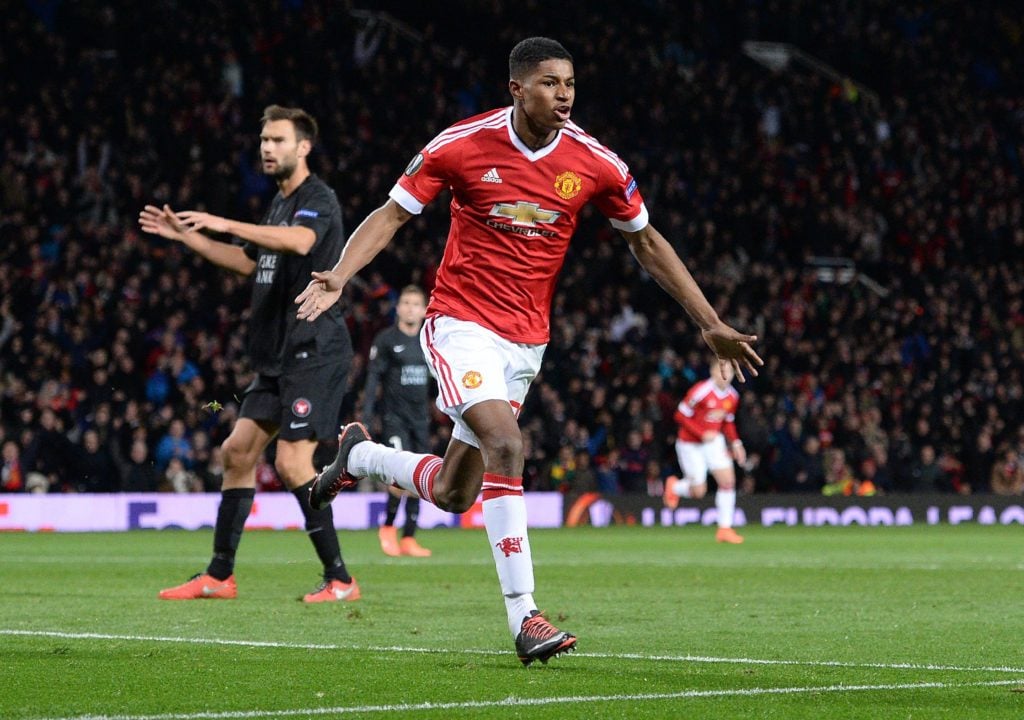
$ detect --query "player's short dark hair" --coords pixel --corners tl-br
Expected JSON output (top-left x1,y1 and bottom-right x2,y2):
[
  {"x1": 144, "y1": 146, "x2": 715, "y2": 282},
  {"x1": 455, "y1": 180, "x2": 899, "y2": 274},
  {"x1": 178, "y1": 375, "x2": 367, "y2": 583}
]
[
  {"x1": 509, "y1": 37, "x2": 573, "y2": 79},
  {"x1": 400, "y1": 284, "x2": 427, "y2": 302},
  {"x1": 260, "y1": 105, "x2": 318, "y2": 145}
]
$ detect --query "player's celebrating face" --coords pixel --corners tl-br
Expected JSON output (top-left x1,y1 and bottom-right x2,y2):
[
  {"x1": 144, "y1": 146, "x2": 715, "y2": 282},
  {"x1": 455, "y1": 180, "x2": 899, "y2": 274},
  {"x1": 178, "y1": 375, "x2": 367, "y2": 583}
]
[
  {"x1": 260, "y1": 118, "x2": 309, "y2": 181},
  {"x1": 509, "y1": 37, "x2": 575, "y2": 149}
]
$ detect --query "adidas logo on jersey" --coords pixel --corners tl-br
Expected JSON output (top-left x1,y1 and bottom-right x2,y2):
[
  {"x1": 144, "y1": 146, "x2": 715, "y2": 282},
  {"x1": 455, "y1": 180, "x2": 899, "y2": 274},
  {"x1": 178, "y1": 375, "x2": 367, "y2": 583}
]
[{"x1": 481, "y1": 167, "x2": 502, "y2": 183}]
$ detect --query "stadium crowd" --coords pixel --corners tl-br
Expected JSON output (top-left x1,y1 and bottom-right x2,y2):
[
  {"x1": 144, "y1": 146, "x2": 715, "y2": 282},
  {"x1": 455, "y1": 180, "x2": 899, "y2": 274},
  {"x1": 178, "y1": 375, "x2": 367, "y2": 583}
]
[{"x1": 1, "y1": 0, "x2": 1022, "y2": 497}]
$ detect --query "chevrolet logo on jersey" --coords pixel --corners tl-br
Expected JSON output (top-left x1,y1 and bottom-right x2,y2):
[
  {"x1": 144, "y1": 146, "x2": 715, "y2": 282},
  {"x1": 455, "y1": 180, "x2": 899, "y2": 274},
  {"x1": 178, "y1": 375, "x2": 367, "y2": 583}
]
[{"x1": 489, "y1": 201, "x2": 561, "y2": 227}]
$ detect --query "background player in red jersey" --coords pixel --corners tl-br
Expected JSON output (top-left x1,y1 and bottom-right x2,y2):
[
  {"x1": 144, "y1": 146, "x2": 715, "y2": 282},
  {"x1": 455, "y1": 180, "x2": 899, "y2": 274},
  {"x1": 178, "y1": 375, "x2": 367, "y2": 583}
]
[
  {"x1": 664, "y1": 361, "x2": 747, "y2": 544},
  {"x1": 296, "y1": 37, "x2": 762, "y2": 665}
]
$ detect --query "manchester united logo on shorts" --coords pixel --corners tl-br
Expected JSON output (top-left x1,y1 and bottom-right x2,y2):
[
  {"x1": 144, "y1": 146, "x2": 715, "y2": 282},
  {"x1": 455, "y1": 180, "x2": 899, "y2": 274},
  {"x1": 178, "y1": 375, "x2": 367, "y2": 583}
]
[
  {"x1": 462, "y1": 371, "x2": 482, "y2": 389},
  {"x1": 554, "y1": 170, "x2": 582, "y2": 200},
  {"x1": 292, "y1": 398, "x2": 312, "y2": 417}
]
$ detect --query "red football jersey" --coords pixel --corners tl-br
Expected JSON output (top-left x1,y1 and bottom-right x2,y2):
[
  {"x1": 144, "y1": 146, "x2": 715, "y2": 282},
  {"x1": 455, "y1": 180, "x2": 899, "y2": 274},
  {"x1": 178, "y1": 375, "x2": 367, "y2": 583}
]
[
  {"x1": 390, "y1": 107, "x2": 648, "y2": 344},
  {"x1": 674, "y1": 379, "x2": 740, "y2": 443}
]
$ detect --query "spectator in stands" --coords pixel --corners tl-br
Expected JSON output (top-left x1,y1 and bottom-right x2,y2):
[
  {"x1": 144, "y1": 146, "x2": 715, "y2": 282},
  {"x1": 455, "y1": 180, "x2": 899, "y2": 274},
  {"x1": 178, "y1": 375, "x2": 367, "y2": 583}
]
[
  {"x1": 154, "y1": 418, "x2": 193, "y2": 471},
  {"x1": 71, "y1": 429, "x2": 118, "y2": 493},
  {"x1": 1, "y1": 440, "x2": 24, "y2": 492},
  {"x1": 115, "y1": 438, "x2": 159, "y2": 493},
  {"x1": 907, "y1": 445, "x2": 951, "y2": 494},
  {"x1": 990, "y1": 447, "x2": 1024, "y2": 496},
  {"x1": 545, "y1": 445, "x2": 577, "y2": 494},
  {"x1": 161, "y1": 457, "x2": 202, "y2": 493},
  {"x1": 787, "y1": 435, "x2": 826, "y2": 493},
  {"x1": 596, "y1": 450, "x2": 622, "y2": 495},
  {"x1": 618, "y1": 430, "x2": 650, "y2": 494},
  {"x1": 572, "y1": 450, "x2": 598, "y2": 494},
  {"x1": 822, "y1": 448, "x2": 856, "y2": 496}
]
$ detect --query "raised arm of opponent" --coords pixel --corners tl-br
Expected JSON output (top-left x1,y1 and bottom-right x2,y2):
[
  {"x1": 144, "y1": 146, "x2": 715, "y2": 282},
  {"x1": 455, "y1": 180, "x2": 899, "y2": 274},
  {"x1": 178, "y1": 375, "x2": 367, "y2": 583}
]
[
  {"x1": 138, "y1": 204, "x2": 255, "y2": 276},
  {"x1": 175, "y1": 211, "x2": 316, "y2": 255}
]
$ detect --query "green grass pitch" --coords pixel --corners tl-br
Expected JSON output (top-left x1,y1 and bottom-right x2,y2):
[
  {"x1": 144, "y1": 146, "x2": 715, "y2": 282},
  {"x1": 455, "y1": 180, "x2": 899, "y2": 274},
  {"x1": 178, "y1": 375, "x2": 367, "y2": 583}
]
[{"x1": 2, "y1": 524, "x2": 1023, "y2": 719}]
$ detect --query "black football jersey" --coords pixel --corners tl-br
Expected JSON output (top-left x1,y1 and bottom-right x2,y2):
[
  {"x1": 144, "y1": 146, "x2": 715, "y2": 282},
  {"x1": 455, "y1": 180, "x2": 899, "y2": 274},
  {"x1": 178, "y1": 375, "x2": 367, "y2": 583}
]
[
  {"x1": 363, "y1": 325, "x2": 430, "y2": 428},
  {"x1": 243, "y1": 175, "x2": 352, "y2": 374}
]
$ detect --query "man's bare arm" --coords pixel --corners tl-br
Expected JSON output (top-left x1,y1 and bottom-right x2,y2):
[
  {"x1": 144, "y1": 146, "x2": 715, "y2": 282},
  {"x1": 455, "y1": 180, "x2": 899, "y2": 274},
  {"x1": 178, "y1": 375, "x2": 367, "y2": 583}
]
[
  {"x1": 139, "y1": 205, "x2": 256, "y2": 276},
  {"x1": 176, "y1": 211, "x2": 316, "y2": 255}
]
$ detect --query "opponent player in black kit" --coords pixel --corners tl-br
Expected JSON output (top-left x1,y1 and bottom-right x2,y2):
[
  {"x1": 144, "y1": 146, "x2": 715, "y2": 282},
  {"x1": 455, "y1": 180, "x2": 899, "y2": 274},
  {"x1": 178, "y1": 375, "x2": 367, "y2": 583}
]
[
  {"x1": 139, "y1": 105, "x2": 360, "y2": 603},
  {"x1": 363, "y1": 285, "x2": 433, "y2": 557}
]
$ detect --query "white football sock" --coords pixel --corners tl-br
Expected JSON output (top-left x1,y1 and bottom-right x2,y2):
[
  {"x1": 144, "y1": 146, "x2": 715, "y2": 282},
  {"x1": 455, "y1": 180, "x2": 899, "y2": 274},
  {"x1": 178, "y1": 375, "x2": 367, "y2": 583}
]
[
  {"x1": 716, "y1": 488, "x2": 736, "y2": 528},
  {"x1": 672, "y1": 476, "x2": 694, "y2": 498},
  {"x1": 348, "y1": 441, "x2": 441, "y2": 502},
  {"x1": 504, "y1": 593, "x2": 536, "y2": 636},
  {"x1": 481, "y1": 473, "x2": 537, "y2": 637}
]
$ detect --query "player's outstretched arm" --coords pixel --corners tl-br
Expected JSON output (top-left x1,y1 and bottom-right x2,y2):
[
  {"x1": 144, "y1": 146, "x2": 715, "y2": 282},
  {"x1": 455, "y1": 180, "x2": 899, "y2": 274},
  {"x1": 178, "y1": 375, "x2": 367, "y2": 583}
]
[
  {"x1": 176, "y1": 211, "x2": 316, "y2": 255},
  {"x1": 295, "y1": 199, "x2": 413, "y2": 322},
  {"x1": 621, "y1": 223, "x2": 763, "y2": 381},
  {"x1": 138, "y1": 204, "x2": 255, "y2": 276}
]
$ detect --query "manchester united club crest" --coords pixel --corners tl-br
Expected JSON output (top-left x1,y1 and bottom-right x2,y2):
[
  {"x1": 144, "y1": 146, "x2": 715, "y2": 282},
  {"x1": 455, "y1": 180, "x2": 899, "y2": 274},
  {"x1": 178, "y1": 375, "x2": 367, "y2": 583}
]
[
  {"x1": 496, "y1": 536, "x2": 524, "y2": 557},
  {"x1": 292, "y1": 398, "x2": 312, "y2": 417},
  {"x1": 554, "y1": 170, "x2": 582, "y2": 200},
  {"x1": 462, "y1": 371, "x2": 482, "y2": 389}
]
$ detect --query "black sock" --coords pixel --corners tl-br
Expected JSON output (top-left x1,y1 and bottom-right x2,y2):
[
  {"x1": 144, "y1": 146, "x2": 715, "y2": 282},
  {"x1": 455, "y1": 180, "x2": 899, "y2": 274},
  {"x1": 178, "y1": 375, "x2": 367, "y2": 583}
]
[
  {"x1": 402, "y1": 496, "x2": 421, "y2": 539},
  {"x1": 206, "y1": 488, "x2": 255, "y2": 580},
  {"x1": 384, "y1": 492, "x2": 401, "y2": 526},
  {"x1": 293, "y1": 479, "x2": 352, "y2": 583}
]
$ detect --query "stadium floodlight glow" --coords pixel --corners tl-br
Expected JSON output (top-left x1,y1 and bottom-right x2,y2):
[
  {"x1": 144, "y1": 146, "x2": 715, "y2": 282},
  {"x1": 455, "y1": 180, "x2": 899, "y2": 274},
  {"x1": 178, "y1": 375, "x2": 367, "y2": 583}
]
[
  {"x1": 742, "y1": 41, "x2": 881, "y2": 110},
  {"x1": 742, "y1": 41, "x2": 793, "y2": 73}
]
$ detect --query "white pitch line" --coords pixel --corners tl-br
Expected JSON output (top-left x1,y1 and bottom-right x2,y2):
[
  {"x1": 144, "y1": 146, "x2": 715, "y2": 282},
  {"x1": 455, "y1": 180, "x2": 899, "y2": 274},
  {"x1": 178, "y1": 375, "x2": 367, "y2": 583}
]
[
  {"x1": 4, "y1": 629, "x2": 1024, "y2": 675},
  {"x1": 2, "y1": 556, "x2": 1016, "y2": 571},
  {"x1": 33, "y1": 680, "x2": 1024, "y2": 720}
]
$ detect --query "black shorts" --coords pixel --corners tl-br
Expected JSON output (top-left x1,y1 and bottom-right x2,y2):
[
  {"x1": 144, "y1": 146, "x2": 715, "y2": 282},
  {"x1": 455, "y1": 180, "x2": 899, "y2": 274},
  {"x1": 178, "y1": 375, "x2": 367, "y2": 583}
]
[
  {"x1": 381, "y1": 420, "x2": 430, "y2": 454},
  {"x1": 240, "y1": 363, "x2": 347, "y2": 441}
]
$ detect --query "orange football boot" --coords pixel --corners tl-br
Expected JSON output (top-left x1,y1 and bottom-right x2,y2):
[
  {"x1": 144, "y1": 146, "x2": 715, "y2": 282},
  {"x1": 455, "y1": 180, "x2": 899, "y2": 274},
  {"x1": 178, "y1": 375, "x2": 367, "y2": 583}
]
[
  {"x1": 378, "y1": 525, "x2": 401, "y2": 557},
  {"x1": 158, "y1": 573, "x2": 237, "y2": 600},
  {"x1": 303, "y1": 578, "x2": 361, "y2": 603},
  {"x1": 399, "y1": 536, "x2": 432, "y2": 557},
  {"x1": 715, "y1": 527, "x2": 744, "y2": 544},
  {"x1": 663, "y1": 475, "x2": 680, "y2": 510}
]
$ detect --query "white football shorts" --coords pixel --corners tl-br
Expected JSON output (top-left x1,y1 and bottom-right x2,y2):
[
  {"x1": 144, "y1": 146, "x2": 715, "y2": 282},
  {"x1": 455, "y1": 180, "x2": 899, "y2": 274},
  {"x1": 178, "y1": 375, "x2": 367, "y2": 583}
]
[
  {"x1": 420, "y1": 314, "x2": 545, "y2": 448},
  {"x1": 675, "y1": 434, "x2": 732, "y2": 483}
]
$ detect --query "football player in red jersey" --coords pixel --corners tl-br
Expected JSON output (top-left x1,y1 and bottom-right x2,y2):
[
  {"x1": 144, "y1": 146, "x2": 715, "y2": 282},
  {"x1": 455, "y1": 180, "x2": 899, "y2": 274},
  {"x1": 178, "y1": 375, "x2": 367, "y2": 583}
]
[
  {"x1": 664, "y1": 361, "x2": 747, "y2": 544},
  {"x1": 297, "y1": 37, "x2": 762, "y2": 665}
]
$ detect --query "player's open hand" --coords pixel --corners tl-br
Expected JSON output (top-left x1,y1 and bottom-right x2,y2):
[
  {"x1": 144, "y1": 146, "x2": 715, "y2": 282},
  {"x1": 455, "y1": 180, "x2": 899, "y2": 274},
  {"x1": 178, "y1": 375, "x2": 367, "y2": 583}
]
[
  {"x1": 731, "y1": 440, "x2": 747, "y2": 466},
  {"x1": 138, "y1": 204, "x2": 189, "y2": 241},
  {"x1": 295, "y1": 271, "x2": 344, "y2": 322},
  {"x1": 700, "y1": 321, "x2": 763, "y2": 382},
  {"x1": 176, "y1": 211, "x2": 230, "y2": 234}
]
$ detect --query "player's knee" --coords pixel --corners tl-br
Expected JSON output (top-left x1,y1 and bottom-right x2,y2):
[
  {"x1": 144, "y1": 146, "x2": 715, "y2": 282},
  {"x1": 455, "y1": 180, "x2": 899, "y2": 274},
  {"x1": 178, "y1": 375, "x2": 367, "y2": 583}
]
[
  {"x1": 273, "y1": 456, "x2": 303, "y2": 488},
  {"x1": 690, "y1": 482, "x2": 708, "y2": 499},
  {"x1": 221, "y1": 437, "x2": 257, "y2": 472},
  {"x1": 433, "y1": 483, "x2": 478, "y2": 514},
  {"x1": 480, "y1": 432, "x2": 523, "y2": 471}
]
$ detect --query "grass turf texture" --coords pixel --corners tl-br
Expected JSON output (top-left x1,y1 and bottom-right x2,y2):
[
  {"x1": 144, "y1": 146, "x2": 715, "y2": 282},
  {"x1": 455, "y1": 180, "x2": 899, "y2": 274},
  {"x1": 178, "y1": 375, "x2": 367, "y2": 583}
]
[{"x1": 2, "y1": 524, "x2": 1023, "y2": 719}]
